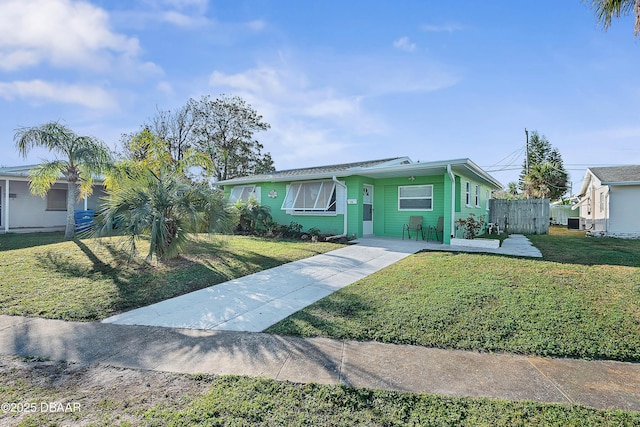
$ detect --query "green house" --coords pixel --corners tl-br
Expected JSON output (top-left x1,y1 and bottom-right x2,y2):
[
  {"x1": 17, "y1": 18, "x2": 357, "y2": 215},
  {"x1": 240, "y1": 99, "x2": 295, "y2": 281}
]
[{"x1": 217, "y1": 157, "x2": 503, "y2": 244}]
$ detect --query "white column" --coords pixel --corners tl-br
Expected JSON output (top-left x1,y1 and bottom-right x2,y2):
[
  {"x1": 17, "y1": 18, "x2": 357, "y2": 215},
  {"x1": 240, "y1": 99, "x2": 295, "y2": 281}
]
[
  {"x1": 4, "y1": 179, "x2": 9, "y2": 232},
  {"x1": 84, "y1": 195, "x2": 88, "y2": 210}
]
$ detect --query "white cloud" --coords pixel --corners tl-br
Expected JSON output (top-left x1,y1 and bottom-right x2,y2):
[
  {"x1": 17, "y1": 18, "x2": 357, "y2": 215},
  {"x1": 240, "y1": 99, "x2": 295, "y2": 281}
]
[
  {"x1": 246, "y1": 20, "x2": 267, "y2": 31},
  {"x1": 123, "y1": 0, "x2": 212, "y2": 29},
  {"x1": 393, "y1": 37, "x2": 416, "y2": 52},
  {"x1": 163, "y1": 0, "x2": 208, "y2": 10},
  {"x1": 421, "y1": 22, "x2": 465, "y2": 33},
  {"x1": 0, "y1": 0, "x2": 141, "y2": 72},
  {"x1": 206, "y1": 53, "x2": 460, "y2": 168},
  {"x1": 156, "y1": 81, "x2": 174, "y2": 95},
  {"x1": 0, "y1": 80, "x2": 118, "y2": 110},
  {"x1": 208, "y1": 64, "x2": 383, "y2": 167}
]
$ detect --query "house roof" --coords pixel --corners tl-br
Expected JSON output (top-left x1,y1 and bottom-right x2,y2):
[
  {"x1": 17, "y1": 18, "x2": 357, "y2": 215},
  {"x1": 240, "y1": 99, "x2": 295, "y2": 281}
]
[
  {"x1": 219, "y1": 157, "x2": 409, "y2": 184},
  {"x1": 589, "y1": 165, "x2": 640, "y2": 185},
  {"x1": 0, "y1": 165, "x2": 41, "y2": 178},
  {"x1": 0, "y1": 165, "x2": 105, "y2": 183},
  {"x1": 217, "y1": 156, "x2": 503, "y2": 189},
  {"x1": 578, "y1": 165, "x2": 640, "y2": 196}
]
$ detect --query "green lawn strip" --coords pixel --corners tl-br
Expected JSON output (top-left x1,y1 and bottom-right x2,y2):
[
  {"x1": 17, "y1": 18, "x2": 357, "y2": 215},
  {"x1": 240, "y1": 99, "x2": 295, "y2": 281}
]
[
  {"x1": 0, "y1": 233, "x2": 342, "y2": 321},
  {"x1": 146, "y1": 376, "x2": 639, "y2": 427},
  {"x1": 267, "y1": 251, "x2": 640, "y2": 362},
  {"x1": 4, "y1": 366, "x2": 639, "y2": 427},
  {"x1": 528, "y1": 226, "x2": 640, "y2": 266}
]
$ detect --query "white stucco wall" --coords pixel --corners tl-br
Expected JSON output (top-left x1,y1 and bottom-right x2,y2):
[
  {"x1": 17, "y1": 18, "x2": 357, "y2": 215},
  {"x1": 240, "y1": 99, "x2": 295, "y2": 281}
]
[
  {"x1": 1, "y1": 180, "x2": 106, "y2": 229},
  {"x1": 609, "y1": 186, "x2": 640, "y2": 234}
]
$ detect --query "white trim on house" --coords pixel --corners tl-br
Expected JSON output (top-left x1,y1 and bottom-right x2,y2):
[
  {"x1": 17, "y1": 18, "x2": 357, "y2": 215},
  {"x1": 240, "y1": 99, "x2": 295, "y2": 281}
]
[
  {"x1": 397, "y1": 184, "x2": 433, "y2": 211},
  {"x1": 281, "y1": 180, "x2": 341, "y2": 215},
  {"x1": 465, "y1": 181, "x2": 471, "y2": 207},
  {"x1": 229, "y1": 185, "x2": 258, "y2": 203},
  {"x1": 218, "y1": 157, "x2": 503, "y2": 190}
]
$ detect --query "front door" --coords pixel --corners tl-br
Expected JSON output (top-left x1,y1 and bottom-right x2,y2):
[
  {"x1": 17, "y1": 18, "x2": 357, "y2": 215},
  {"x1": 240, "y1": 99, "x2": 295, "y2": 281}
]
[{"x1": 363, "y1": 184, "x2": 373, "y2": 235}]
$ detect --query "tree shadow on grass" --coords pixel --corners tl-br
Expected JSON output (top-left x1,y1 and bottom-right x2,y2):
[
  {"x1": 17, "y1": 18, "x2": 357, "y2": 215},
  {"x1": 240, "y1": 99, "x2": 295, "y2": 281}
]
[
  {"x1": 0, "y1": 232, "x2": 66, "y2": 252},
  {"x1": 32, "y1": 237, "x2": 300, "y2": 321},
  {"x1": 265, "y1": 292, "x2": 373, "y2": 341}
]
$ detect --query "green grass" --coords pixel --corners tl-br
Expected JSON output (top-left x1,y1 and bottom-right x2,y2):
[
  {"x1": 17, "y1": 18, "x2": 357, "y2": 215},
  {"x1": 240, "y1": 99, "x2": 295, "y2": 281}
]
[
  {"x1": 528, "y1": 226, "x2": 640, "y2": 266},
  {"x1": 146, "y1": 376, "x2": 639, "y2": 427},
  {"x1": 3, "y1": 361, "x2": 638, "y2": 427},
  {"x1": 0, "y1": 232, "x2": 342, "y2": 321},
  {"x1": 267, "y1": 227, "x2": 640, "y2": 362}
]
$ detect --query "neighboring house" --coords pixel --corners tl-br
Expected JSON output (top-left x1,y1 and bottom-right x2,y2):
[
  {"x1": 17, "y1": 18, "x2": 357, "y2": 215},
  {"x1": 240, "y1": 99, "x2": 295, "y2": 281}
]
[
  {"x1": 550, "y1": 201, "x2": 573, "y2": 226},
  {"x1": 0, "y1": 165, "x2": 106, "y2": 233},
  {"x1": 574, "y1": 165, "x2": 640, "y2": 238},
  {"x1": 217, "y1": 157, "x2": 503, "y2": 244}
]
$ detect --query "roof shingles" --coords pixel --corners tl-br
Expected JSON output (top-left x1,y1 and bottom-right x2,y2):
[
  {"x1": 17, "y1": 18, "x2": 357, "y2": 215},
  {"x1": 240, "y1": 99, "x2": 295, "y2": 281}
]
[
  {"x1": 218, "y1": 157, "x2": 407, "y2": 184},
  {"x1": 590, "y1": 165, "x2": 640, "y2": 184}
]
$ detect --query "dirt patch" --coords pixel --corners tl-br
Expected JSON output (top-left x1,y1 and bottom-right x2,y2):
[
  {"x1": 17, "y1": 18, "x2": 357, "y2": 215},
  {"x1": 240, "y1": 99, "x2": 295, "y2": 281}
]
[{"x1": 0, "y1": 354, "x2": 211, "y2": 426}]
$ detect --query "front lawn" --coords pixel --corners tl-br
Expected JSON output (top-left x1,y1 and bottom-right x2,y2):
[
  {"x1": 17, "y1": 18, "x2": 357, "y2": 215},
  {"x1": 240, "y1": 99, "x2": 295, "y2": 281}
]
[
  {"x1": 267, "y1": 227, "x2": 640, "y2": 362},
  {"x1": 0, "y1": 233, "x2": 342, "y2": 321}
]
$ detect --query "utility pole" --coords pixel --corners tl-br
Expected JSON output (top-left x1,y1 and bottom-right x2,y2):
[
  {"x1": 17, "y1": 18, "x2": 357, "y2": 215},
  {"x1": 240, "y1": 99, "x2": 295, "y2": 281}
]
[{"x1": 524, "y1": 128, "x2": 529, "y2": 174}]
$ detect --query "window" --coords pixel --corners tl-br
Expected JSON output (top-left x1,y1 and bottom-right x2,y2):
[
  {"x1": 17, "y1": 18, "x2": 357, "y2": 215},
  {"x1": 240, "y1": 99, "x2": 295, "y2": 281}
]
[
  {"x1": 599, "y1": 192, "x2": 605, "y2": 213},
  {"x1": 485, "y1": 190, "x2": 490, "y2": 210},
  {"x1": 398, "y1": 185, "x2": 433, "y2": 211},
  {"x1": 465, "y1": 182, "x2": 471, "y2": 206},
  {"x1": 475, "y1": 185, "x2": 480, "y2": 207},
  {"x1": 282, "y1": 180, "x2": 337, "y2": 213},
  {"x1": 47, "y1": 189, "x2": 67, "y2": 211},
  {"x1": 229, "y1": 185, "x2": 257, "y2": 203}
]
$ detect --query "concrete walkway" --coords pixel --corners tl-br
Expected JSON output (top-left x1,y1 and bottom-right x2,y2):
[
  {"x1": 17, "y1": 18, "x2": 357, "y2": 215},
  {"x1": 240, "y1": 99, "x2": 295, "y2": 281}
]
[
  {"x1": 103, "y1": 235, "x2": 541, "y2": 332},
  {"x1": 1, "y1": 315, "x2": 639, "y2": 411}
]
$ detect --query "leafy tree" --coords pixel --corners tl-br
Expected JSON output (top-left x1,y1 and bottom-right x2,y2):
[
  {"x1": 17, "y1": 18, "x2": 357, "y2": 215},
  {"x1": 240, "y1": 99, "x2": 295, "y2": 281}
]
[
  {"x1": 99, "y1": 129, "x2": 232, "y2": 261},
  {"x1": 192, "y1": 94, "x2": 274, "y2": 181},
  {"x1": 121, "y1": 103, "x2": 197, "y2": 164},
  {"x1": 14, "y1": 122, "x2": 112, "y2": 240},
  {"x1": 519, "y1": 131, "x2": 568, "y2": 201},
  {"x1": 586, "y1": 0, "x2": 640, "y2": 36}
]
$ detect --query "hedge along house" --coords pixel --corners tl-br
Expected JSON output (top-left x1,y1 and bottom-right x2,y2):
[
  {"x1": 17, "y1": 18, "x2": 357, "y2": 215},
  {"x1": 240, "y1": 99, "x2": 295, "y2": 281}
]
[
  {"x1": 218, "y1": 157, "x2": 503, "y2": 244},
  {"x1": 0, "y1": 165, "x2": 106, "y2": 233}
]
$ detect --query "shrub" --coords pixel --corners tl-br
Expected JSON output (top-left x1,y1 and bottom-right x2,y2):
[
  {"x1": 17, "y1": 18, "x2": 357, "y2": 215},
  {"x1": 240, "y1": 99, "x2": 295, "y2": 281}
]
[
  {"x1": 282, "y1": 221, "x2": 303, "y2": 239},
  {"x1": 456, "y1": 213, "x2": 485, "y2": 239},
  {"x1": 307, "y1": 227, "x2": 321, "y2": 237},
  {"x1": 234, "y1": 198, "x2": 272, "y2": 234}
]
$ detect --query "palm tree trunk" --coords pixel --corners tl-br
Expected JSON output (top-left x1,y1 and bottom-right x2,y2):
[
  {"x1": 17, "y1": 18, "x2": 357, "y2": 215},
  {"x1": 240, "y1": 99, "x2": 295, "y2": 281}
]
[{"x1": 65, "y1": 180, "x2": 76, "y2": 240}]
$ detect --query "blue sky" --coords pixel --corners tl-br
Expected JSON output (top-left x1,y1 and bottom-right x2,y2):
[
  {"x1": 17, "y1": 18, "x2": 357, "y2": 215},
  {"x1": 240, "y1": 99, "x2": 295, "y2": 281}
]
[{"x1": 1, "y1": 0, "x2": 639, "y2": 192}]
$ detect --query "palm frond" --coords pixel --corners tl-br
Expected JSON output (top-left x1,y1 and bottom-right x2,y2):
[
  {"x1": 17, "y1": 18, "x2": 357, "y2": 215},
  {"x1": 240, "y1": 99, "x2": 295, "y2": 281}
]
[
  {"x1": 589, "y1": 0, "x2": 640, "y2": 35},
  {"x1": 14, "y1": 122, "x2": 75, "y2": 158},
  {"x1": 28, "y1": 161, "x2": 67, "y2": 197}
]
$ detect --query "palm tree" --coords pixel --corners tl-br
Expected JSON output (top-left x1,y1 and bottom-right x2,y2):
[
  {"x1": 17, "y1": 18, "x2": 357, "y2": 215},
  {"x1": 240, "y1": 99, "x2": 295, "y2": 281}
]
[
  {"x1": 98, "y1": 129, "x2": 232, "y2": 261},
  {"x1": 14, "y1": 122, "x2": 112, "y2": 240},
  {"x1": 588, "y1": 0, "x2": 640, "y2": 36},
  {"x1": 522, "y1": 162, "x2": 567, "y2": 200},
  {"x1": 98, "y1": 169, "x2": 232, "y2": 261}
]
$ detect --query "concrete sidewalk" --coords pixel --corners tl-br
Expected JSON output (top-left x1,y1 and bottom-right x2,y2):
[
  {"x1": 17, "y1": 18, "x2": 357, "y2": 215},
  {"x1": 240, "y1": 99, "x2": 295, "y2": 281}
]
[
  {"x1": 102, "y1": 239, "x2": 423, "y2": 331},
  {"x1": 102, "y1": 235, "x2": 541, "y2": 332},
  {"x1": 1, "y1": 315, "x2": 639, "y2": 412}
]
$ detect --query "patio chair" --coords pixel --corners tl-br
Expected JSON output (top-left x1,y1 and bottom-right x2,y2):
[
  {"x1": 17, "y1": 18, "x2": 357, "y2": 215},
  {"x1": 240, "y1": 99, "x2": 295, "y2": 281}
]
[
  {"x1": 402, "y1": 216, "x2": 424, "y2": 240},
  {"x1": 427, "y1": 216, "x2": 444, "y2": 242}
]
